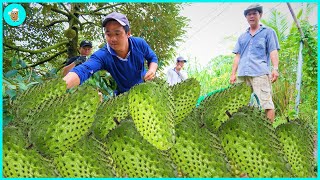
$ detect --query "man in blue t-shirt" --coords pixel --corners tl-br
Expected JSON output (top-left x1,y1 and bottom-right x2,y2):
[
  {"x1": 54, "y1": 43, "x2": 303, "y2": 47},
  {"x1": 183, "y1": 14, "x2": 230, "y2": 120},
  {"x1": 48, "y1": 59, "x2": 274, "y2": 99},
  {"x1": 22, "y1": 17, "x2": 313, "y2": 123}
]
[
  {"x1": 230, "y1": 4, "x2": 280, "y2": 123},
  {"x1": 63, "y1": 12, "x2": 158, "y2": 95}
]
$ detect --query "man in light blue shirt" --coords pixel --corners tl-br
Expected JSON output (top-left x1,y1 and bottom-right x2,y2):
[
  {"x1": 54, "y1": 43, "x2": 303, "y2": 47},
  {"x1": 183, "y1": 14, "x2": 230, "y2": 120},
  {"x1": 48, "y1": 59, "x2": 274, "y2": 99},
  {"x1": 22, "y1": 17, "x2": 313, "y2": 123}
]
[
  {"x1": 230, "y1": 4, "x2": 280, "y2": 122},
  {"x1": 63, "y1": 12, "x2": 158, "y2": 95}
]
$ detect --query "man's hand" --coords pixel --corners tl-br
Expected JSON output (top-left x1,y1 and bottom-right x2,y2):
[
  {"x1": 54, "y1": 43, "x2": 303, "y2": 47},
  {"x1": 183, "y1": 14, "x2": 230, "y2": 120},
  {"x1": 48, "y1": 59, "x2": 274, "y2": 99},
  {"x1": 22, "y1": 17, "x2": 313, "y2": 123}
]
[
  {"x1": 230, "y1": 74, "x2": 237, "y2": 84},
  {"x1": 144, "y1": 70, "x2": 156, "y2": 81},
  {"x1": 271, "y1": 69, "x2": 279, "y2": 83},
  {"x1": 63, "y1": 72, "x2": 80, "y2": 89},
  {"x1": 74, "y1": 56, "x2": 87, "y2": 65}
]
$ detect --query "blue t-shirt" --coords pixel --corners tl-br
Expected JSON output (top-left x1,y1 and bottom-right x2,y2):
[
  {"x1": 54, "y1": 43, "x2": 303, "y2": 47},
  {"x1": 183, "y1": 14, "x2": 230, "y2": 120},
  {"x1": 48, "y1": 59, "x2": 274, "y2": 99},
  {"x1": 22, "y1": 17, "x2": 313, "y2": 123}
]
[
  {"x1": 233, "y1": 25, "x2": 280, "y2": 77},
  {"x1": 70, "y1": 36, "x2": 158, "y2": 93}
]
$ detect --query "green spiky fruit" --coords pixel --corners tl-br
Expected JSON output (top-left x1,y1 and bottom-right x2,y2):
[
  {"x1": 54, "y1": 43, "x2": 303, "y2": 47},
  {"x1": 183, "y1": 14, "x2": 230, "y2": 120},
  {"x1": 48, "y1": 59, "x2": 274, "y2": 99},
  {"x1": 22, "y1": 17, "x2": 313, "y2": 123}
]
[
  {"x1": 218, "y1": 107, "x2": 292, "y2": 177},
  {"x1": 64, "y1": 28, "x2": 76, "y2": 39},
  {"x1": 92, "y1": 92, "x2": 129, "y2": 140},
  {"x1": 169, "y1": 110, "x2": 232, "y2": 177},
  {"x1": 276, "y1": 121, "x2": 316, "y2": 177},
  {"x1": 199, "y1": 83, "x2": 251, "y2": 132},
  {"x1": 54, "y1": 135, "x2": 114, "y2": 177},
  {"x1": 30, "y1": 85, "x2": 100, "y2": 157},
  {"x1": 105, "y1": 119, "x2": 176, "y2": 177},
  {"x1": 13, "y1": 78, "x2": 66, "y2": 123},
  {"x1": 128, "y1": 82, "x2": 175, "y2": 150},
  {"x1": 171, "y1": 78, "x2": 201, "y2": 125},
  {"x1": 3, "y1": 126, "x2": 57, "y2": 177}
]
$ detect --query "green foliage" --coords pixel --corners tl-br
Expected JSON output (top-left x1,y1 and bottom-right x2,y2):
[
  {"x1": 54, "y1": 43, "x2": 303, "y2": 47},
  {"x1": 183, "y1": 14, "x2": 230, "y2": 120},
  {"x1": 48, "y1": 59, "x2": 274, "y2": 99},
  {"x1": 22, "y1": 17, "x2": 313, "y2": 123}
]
[
  {"x1": 3, "y1": 3, "x2": 189, "y2": 125},
  {"x1": 3, "y1": 56, "x2": 58, "y2": 126},
  {"x1": 4, "y1": 3, "x2": 188, "y2": 71},
  {"x1": 261, "y1": 10, "x2": 288, "y2": 41},
  {"x1": 261, "y1": 6, "x2": 317, "y2": 132},
  {"x1": 186, "y1": 55, "x2": 233, "y2": 96},
  {"x1": 124, "y1": 3, "x2": 188, "y2": 69}
]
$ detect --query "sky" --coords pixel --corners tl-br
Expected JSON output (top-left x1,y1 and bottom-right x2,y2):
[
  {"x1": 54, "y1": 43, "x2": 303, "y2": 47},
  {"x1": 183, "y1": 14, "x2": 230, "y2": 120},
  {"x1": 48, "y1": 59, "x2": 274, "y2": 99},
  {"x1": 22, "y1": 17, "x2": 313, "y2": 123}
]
[{"x1": 173, "y1": 2, "x2": 318, "y2": 68}]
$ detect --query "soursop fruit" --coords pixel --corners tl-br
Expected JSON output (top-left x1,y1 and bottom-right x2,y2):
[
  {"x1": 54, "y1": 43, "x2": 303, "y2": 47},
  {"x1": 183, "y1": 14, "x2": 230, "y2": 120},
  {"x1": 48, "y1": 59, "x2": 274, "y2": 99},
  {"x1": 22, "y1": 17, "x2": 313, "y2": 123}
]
[
  {"x1": 218, "y1": 107, "x2": 292, "y2": 177},
  {"x1": 169, "y1": 110, "x2": 232, "y2": 177},
  {"x1": 276, "y1": 120, "x2": 316, "y2": 177},
  {"x1": 199, "y1": 83, "x2": 251, "y2": 132},
  {"x1": 54, "y1": 135, "x2": 114, "y2": 177},
  {"x1": 92, "y1": 92, "x2": 129, "y2": 140},
  {"x1": 64, "y1": 28, "x2": 76, "y2": 39},
  {"x1": 171, "y1": 78, "x2": 201, "y2": 125},
  {"x1": 105, "y1": 119, "x2": 176, "y2": 177},
  {"x1": 128, "y1": 81, "x2": 175, "y2": 150},
  {"x1": 30, "y1": 85, "x2": 100, "y2": 157},
  {"x1": 3, "y1": 126, "x2": 57, "y2": 177},
  {"x1": 13, "y1": 78, "x2": 66, "y2": 122}
]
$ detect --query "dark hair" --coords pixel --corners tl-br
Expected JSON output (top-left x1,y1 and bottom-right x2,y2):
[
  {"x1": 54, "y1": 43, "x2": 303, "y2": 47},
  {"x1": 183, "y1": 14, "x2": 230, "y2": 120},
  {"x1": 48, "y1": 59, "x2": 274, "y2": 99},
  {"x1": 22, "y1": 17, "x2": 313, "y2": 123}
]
[
  {"x1": 104, "y1": 19, "x2": 130, "y2": 33},
  {"x1": 124, "y1": 25, "x2": 130, "y2": 33}
]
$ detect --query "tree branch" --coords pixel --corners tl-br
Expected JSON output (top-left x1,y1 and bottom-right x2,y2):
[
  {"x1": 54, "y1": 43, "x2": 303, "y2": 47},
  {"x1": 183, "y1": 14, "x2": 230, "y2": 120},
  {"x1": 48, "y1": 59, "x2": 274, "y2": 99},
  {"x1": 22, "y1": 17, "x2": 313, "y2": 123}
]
[
  {"x1": 82, "y1": 21, "x2": 100, "y2": 26},
  {"x1": 44, "y1": 19, "x2": 69, "y2": 28},
  {"x1": 19, "y1": 49, "x2": 68, "y2": 70},
  {"x1": 39, "y1": 3, "x2": 69, "y2": 17},
  {"x1": 61, "y1": 3, "x2": 82, "y2": 26},
  {"x1": 91, "y1": 3, "x2": 125, "y2": 13},
  {"x1": 4, "y1": 41, "x2": 69, "y2": 54}
]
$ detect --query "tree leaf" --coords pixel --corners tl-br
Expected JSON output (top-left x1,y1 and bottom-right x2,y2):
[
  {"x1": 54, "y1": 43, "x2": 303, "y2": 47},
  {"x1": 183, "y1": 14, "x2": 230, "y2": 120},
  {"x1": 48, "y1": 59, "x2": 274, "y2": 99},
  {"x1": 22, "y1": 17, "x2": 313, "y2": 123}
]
[
  {"x1": 27, "y1": 82, "x2": 40, "y2": 87},
  {"x1": 18, "y1": 82, "x2": 28, "y2": 90},
  {"x1": 4, "y1": 70, "x2": 18, "y2": 78},
  {"x1": 7, "y1": 84, "x2": 17, "y2": 90},
  {"x1": 5, "y1": 89, "x2": 16, "y2": 99},
  {"x1": 11, "y1": 58, "x2": 17, "y2": 67},
  {"x1": 19, "y1": 60, "x2": 27, "y2": 68}
]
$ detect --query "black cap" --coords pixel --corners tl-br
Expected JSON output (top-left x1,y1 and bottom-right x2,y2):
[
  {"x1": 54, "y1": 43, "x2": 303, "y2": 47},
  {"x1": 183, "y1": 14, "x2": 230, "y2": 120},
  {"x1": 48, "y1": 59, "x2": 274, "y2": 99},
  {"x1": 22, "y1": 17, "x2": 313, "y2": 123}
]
[
  {"x1": 244, "y1": 4, "x2": 263, "y2": 16},
  {"x1": 80, "y1": 40, "x2": 92, "y2": 48}
]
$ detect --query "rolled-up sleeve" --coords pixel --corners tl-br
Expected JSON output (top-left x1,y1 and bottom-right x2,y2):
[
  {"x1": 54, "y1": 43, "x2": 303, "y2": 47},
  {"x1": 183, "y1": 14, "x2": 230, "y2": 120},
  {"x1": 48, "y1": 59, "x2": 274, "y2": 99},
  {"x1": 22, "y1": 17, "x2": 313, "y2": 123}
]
[
  {"x1": 267, "y1": 29, "x2": 280, "y2": 53},
  {"x1": 232, "y1": 37, "x2": 241, "y2": 54},
  {"x1": 70, "y1": 54, "x2": 104, "y2": 84}
]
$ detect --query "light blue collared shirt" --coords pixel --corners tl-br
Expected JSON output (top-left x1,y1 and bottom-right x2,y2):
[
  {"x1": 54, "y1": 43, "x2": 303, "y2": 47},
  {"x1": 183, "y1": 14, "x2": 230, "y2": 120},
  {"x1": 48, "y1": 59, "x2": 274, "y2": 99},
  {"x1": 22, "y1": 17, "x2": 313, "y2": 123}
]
[{"x1": 233, "y1": 25, "x2": 280, "y2": 77}]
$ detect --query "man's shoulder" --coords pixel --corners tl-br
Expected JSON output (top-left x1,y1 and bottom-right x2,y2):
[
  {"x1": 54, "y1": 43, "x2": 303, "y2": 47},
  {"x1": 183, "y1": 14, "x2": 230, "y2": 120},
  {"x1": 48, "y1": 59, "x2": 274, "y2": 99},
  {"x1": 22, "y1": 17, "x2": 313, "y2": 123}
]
[
  {"x1": 92, "y1": 45, "x2": 110, "y2": 57},
  {"x1": 167, "y1": 67, "x2": 174, "y2": 71},
  {"x1": 65, "y1": 56, "x2": 80, "y2": 65},
  {"x1": 69, "y1": 56, "x2": 80, "y2": 60},
  {"x1": 130, "y1": 36, "x2": 145, "y2": 42},
  {"x1": 129, "y1": 36, "x2": 148, "y2": 47},
  {"x1": 262, "y1": 25, "x2": 276, "y2": 33}
]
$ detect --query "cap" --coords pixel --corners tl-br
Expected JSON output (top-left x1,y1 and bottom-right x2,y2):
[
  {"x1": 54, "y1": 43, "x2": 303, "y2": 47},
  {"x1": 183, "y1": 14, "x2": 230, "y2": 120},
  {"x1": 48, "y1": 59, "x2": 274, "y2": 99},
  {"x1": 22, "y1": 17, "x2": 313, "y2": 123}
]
[
  {"x1": 176, "y1": 56, "x2": 187, "y2": 63},
  {"x1": 102, "y1": 12, "x2": 130, "y2": 28},
  {"x1": 80, "y1": 40, "x2": 92, "y2": 48},
  {"x1": 244, "y1": 4, "x2": 263, "y2": 16}
]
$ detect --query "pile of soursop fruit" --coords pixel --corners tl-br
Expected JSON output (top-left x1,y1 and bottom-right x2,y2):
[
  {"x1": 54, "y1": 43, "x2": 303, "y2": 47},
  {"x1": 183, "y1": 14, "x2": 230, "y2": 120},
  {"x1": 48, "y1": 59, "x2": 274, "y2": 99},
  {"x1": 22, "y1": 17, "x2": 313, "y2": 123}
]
[{"x1": 3, "y1": 78, "x2": 316, "y2": 178}]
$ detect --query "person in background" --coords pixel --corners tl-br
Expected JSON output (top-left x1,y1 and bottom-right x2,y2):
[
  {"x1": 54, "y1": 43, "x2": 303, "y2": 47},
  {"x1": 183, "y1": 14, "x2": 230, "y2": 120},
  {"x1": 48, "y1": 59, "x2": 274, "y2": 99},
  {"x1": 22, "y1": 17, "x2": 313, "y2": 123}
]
[
  {"x1": 167, "y1": 56, "x2": 188, "y2": 86},
  {"x1": 62, "y1": 40, "x2": 93, "y2": 76},
  {"x1": 230, "y1": 4, "x2": 280, "y2": 123},
  {"x1": 63, "y1": 12, "x2": 158, "y2": 96}
]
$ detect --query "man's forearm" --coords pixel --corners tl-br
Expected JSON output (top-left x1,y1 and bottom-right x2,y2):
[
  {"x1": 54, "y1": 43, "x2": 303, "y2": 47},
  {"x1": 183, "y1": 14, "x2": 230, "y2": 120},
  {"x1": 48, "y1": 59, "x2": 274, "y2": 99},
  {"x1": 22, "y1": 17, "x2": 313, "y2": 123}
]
[
  {"x1": 62, "y1": 63, "x2": 76, "y2": 77},
  {"x1": 148, "y1": 62, "x2": 158, "y2": 73},
  {"x1": 231, "y1": 54, "x2": 240, "y2": 75},
  {"x1": 270, "y1": 50, "x2": 279, "y2": 69}
]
